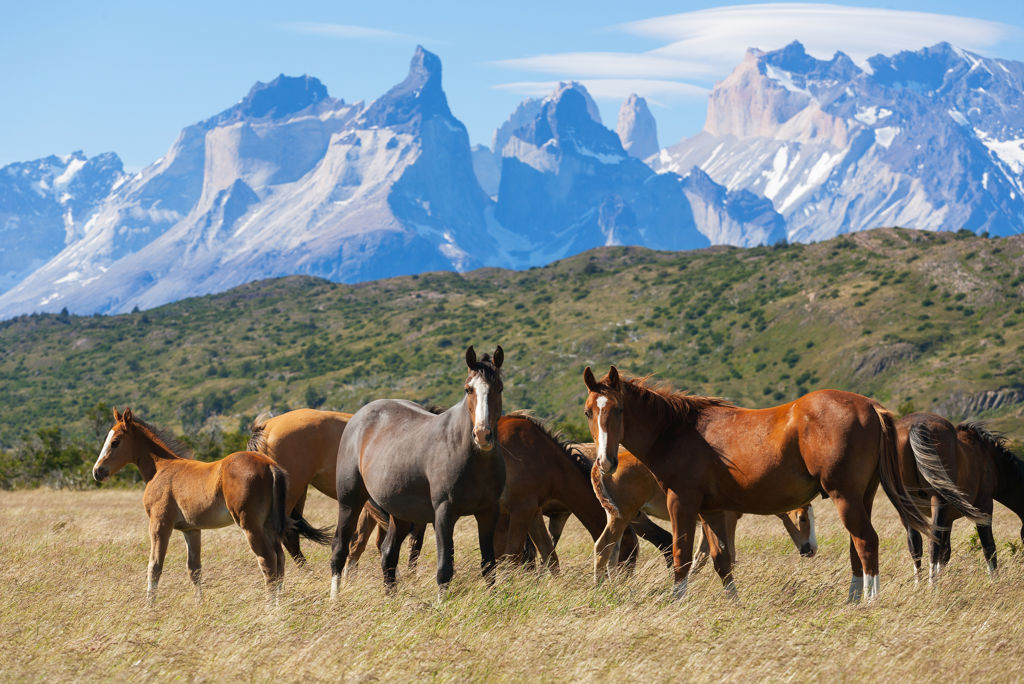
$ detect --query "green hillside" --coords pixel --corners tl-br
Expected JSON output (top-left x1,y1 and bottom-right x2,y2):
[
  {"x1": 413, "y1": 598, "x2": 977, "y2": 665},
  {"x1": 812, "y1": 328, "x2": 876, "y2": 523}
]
[{"x1": 1, "y1": 228, "x2": 1022, "y2": 481}]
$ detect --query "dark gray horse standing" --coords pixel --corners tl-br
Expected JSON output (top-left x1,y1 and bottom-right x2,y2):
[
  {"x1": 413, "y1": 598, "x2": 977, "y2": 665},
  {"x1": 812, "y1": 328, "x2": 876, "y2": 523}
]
[{"x1": 330, "y1": 346, "x2": 506, "y2": 597}]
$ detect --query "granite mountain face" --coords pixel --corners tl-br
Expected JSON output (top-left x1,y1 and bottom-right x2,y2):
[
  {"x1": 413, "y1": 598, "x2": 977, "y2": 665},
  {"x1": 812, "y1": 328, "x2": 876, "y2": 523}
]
[
  {"x1": 3, "y1": 41, "x2": 1019, "y2": 317},
  {"x1": 655, "y1": 41, "x2": 1024, "y2": 241}
]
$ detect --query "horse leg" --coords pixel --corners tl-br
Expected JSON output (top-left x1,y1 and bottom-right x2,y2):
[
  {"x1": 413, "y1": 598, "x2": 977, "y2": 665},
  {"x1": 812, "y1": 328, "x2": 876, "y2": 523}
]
[
  {"x1": 692, "y1": 519, "x2": 710, "y2": 574},
  {"x1": 667, "y1": 490, "x2": 699, "y2": 600},
  {"x1": 702, "y1": 511, "x2": 737, "y2": 597},
  {"x1": 929, "y1": 496, "x2": 953, "y2": 584},
  {"x1": 407, "y1": 523, "x2": 426, "y2": 572},
  {"x1": 146, "y1": 517, "x2": 173, "y2": 605},
  {"x1": 476, "y1": 505, "x2": 500, "y2": 585},
  {"x1": 182, "y1": 529, "x2": 202, "y2": 602},
  {"x1": 346, "y1": 506, "x2": 379, "y2": 576},
  {"x1": 381, "y1": 517, "x2": 414, "y2": 594},
  {"x1": 832, "y1": 491, "x2": 879, "y2": 603},
  {"x1": 630, "y1": 513, "x2": 673, "y2": 567},
  {"x1": 619, "y1": 527, "x2": 639, "y2": 576},
  {"x1": 284, "y1": 491, "x2": 308, "y2": 566},
  {"x1": 977, "y1": 523, "x2": 997, "y2": 577},
  {"x1": 527, "y1": 513, "x2": 559, "y2": 576},
  {"x1": 547, "y1": 510, "x2": 571, "y2": 546},
  {"x1": 593, "y1": 510, "x2": 629, "y2": 583},
  {"x1": 501, "y1": 507, "x2": 534, "y2": 564},
  {"x1": 239, "y1": 513, "x2": 284, "y2": 598},
  {"x1": 433, "y1": 501, "x2": 457, "y2": 598},
  {"x1": 906, "y1": 524, "x2": 923, "y2": 584},
  {"x1": 329, "y1": 489, "x2": 368, "y2": 599}
]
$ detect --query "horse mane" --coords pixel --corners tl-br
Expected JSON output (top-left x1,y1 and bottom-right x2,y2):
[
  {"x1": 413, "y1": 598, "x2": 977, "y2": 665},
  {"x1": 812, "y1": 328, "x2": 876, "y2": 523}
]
[
  {"x1": 247, "y1": 412, "x2": 275, "y2": 453},
  {"x1": 958, "y1": 421, "x2": 1024, "y2": 484},
  {"x1": 132, "y1": 417, "x2": 193, "y2": 460},
  {"x1": 506, "y1": 409, "x2": 593, "y2": 477},
  {"x1": 619, "y1": 375, "x2": 735, "y2": 426}
]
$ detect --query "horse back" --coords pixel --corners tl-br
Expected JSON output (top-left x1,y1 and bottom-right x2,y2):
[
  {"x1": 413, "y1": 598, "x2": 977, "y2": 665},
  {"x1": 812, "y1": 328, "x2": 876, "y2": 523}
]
[{"x1": 258, "y1": 408, "x2": 351, "y2": 500}]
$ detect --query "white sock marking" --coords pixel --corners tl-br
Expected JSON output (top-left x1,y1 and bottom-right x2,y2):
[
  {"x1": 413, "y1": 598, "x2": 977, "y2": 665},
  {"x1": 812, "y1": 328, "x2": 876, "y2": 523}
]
[
  {"x1": 864, "y1": 573, "x2": 880, "y2": 600},
  {"x1": 848, "y1": 574, "x2": 863, "y2": 603},
  {"x1": 331, "y1": 574, "x2": 341, "y2": 600},
  {"x1": 807, "y1": 506, "x2": 818, "y2": 554}
]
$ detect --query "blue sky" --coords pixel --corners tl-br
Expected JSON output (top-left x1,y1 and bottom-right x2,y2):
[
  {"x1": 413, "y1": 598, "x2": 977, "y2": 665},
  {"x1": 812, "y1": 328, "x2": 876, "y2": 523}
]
[{"x1": 2, "y1": 1, "x2": 1023, "y2": 169}]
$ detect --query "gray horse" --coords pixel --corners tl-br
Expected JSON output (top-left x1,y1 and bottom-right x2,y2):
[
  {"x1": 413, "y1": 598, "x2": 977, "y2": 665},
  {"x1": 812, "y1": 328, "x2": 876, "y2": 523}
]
[{"x1": 330, "y1": 346, "x2": 506, "y2": 597}]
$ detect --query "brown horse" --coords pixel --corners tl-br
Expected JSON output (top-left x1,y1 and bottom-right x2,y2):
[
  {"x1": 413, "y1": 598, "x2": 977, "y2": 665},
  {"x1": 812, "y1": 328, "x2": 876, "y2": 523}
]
[
  {"x1": 896, "y1": 413, "x2": 1021, "y2": 581},
  {"x1": 345, "y1": 412, "x2": 640, "y2": 575},
  {"x1": 584, "y1": 444, "x2": 817, "y2": 581},
  {"x1": 331, "y1": 346, "x2": 506, "y2": 597},
  {"x1": 583, "y1": 366, "x2": 935, "y2": 602},
  {"x1": 247, "y1": 408, "x2": 351, "y2": 563},
  {"x1": 91, "y1": 408, "x2": 326, "y2": 602}
]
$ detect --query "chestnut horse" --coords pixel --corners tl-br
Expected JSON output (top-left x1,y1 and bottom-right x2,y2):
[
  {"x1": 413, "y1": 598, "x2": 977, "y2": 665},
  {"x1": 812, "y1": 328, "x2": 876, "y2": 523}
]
[
  {"x1": 896, "y1": 413, "x2": 1021, "y2": 581},
  {"x1": 583, "y1": 367, "x2": 935, "y2": 602},
  {"x1": 91, "y1": 408, "x2": 326, "y2": 602},
  {"x1": 248, "y1": 409, "x2": 353, "y2": 564},
  {"x1": 584, "y1": 444, "x2": 817, "y2": 580},
  {"x1": 345, "y1": 411, "x2": 640, "y2": 575},
  {"x1": 330, "y1": 347, "x2": 506, "y2": 597}
]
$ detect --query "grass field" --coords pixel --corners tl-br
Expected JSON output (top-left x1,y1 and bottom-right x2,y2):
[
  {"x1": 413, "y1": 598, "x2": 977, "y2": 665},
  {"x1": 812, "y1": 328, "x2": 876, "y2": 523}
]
[{"x1": 3, "y1": 488, "x2": 1023, "y2": 682}]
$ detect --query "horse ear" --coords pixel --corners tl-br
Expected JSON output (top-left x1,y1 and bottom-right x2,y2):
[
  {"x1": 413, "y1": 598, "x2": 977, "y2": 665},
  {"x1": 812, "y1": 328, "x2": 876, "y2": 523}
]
[
  {"x1": 608, "y1": 366, "x2": 621, "y2": 391},
  {"x1": 583, "y1": 366, "x2": 599, "y2": 392},
  {"x1": 465, "y1": 346, "x2": 477, "y2": 369},
  {"x1": 112, "y1": 407, "x2": 122, "y2": 422},
  {"x1": 493, "y1": 345, "x2": 504, "y2": 369},
  {"x1": 122, "y1": 407, "x2": 133, "y2": 425}
]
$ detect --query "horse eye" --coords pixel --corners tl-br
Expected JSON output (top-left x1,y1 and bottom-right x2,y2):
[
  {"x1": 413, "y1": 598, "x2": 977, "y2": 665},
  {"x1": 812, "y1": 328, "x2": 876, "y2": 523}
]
[
  {"x1": 111, "y1": 439, "x2": 120, "y2": 448},
  {"x1": 584, "y1": 409, "x2": 593, "y2": 419}
]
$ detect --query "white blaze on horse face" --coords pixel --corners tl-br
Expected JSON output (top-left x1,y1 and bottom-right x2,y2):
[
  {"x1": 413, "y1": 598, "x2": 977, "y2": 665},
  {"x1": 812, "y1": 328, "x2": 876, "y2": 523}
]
[
  {"x1": 470, "y1": 376, "x2": 491, "y2": 432},
  {"x1": 596, "y1": 396, "x2": 609, "y2": 461},
  {"x1": 96, "y1": 429, "x2": 114, "y2": 467}
]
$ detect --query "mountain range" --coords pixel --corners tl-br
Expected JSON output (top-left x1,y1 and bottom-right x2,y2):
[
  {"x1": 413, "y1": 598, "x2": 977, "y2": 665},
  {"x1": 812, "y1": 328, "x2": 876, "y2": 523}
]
[{"x1": 1, "y1": 41, "x2": 1022, "y2": 317}]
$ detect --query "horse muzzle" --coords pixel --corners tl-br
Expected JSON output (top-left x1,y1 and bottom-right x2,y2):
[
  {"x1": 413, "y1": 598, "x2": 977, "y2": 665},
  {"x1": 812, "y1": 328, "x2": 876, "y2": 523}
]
[
  {"x1": 473, "y1": 427, "x2": 494, "y2": 452},
  {"x1": 800, "y1": 542, "x2": 817, "y2": 558},
  {"x1": 597, "y1": 455, "x2": 618, "y2": 476},
  {"x1": 93, "y1": 466, "x2": 108, "y2": 482}
]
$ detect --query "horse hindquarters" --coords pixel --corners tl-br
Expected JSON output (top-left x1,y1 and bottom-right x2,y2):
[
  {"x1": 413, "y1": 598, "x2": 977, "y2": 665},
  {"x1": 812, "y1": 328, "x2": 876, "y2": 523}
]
[
  {"x1": 331, "y1": 442, "x2": 370, "y2": 598},
  {"x1": 224, "y1": 456, "x2": 287, "y2": 594}
]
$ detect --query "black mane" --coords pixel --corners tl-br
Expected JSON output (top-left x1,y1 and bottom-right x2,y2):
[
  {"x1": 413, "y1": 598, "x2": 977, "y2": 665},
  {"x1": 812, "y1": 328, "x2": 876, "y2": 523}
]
[{"x1": 506, "y1": 410, "x2": 592, "y2": 477}]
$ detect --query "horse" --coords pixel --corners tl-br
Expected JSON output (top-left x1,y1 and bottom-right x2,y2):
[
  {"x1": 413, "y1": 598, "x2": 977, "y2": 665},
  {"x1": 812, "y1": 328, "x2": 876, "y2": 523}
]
[
  {"x1": 330, "y1": 346, "x2": 507, "y2": 598},
  {"x1": 91, "y1": 408, "x2": 327, "y2": 602},
  {"x1": 582, "y1": 366, "x2": 936, "y2": 602},
  {"x1": 896, "y1": 413, "x2": 1022, "y2": 581},
  {"x1": 344, "y1": 411, "x2": 641, "y2": 575},
  {"x1": 248, "y1": 408, "x2": 352, "y2": 564},
  {"x1": 584, "y1": 443, "x2": 817, "y2": 581}
]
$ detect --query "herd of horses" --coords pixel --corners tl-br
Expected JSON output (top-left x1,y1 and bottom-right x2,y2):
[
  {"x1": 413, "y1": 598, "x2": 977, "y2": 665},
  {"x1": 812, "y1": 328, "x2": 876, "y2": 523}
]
[{"x1": 90, "y1": 345, "x2": 1024, "y2": 605}]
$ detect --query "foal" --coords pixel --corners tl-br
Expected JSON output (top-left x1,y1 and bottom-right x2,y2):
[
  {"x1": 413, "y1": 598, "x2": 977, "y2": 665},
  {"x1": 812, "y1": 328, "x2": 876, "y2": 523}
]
[{"x1": 92, "y1": 408, "x2": 324, "y2": 602}]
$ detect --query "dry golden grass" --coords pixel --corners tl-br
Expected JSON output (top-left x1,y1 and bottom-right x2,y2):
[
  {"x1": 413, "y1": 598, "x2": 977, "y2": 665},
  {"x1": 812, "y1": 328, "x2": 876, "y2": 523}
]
[{"x1": 2, "y1": 488, "x2": 1023, "y2": 682}]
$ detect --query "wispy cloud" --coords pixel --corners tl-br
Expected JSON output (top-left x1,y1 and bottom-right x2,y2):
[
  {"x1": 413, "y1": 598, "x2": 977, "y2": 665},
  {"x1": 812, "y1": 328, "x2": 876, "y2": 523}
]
[
  {"x1": 490, "y1": 3, "x2": 1020, "y2": 107},
  {"x1": 491, "y1": 79, "x2": 708, "y2": 105},
  {"x1": 626, "y1": 3, "x2": 1019, "y2": 68},
  {"x1": 491, "y1": 52, "x2": 715, "y2": 80},
  {"x1": 282, "y1": 22, "x2": 418, "y2": 42}
]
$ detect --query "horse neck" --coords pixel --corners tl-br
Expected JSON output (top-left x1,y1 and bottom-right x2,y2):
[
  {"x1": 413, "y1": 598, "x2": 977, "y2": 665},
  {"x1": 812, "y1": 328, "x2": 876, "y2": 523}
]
[
  {"x1": 619, "y1": 383, "x2": 691, "y2": 463},
  {"x1": 547, "y1": 444, "x2": 606, "y2": 537},
  {"x1": 131, "y1": 425, "x2": 184, "y2": 481},
  {"x1": 440, "y1": 398, "x2": 476, "y2": 449}
]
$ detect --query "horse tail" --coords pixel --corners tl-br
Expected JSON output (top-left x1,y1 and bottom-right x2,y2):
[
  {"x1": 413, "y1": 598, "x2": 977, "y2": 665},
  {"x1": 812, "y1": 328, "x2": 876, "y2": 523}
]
[
  {"x1": 874, "y1": 406, "x2": 934, "y2": 538},
  {"x1": 590, "y1": 461, "x2": 619, "y2": 519},
  {"x1": 267, "y1": 464, "x2": 332, "y2": 545},
  {"x1": 908, "y1": 423, "x2": 990, "y2": 524},
  {"x1": 269, "y1": 464, "x2": 289, "y2": 541}
]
